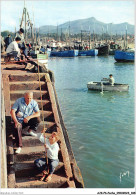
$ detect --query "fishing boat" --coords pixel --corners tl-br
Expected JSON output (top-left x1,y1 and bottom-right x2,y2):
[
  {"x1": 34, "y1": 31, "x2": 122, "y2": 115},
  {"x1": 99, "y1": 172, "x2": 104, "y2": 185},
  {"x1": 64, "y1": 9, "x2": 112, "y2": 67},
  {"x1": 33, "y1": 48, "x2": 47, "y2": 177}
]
[
  {"x1": 78, "y1": 49, "x2": 98, "y2": 56},
  {"x1": 1, "y1": 56, "x2": 84, "y2": 188},
  {"x1": 109, "y1": 43, "x2": 120, "y2": 55},
  {"x1": 87, "y1": 81, "x2": 129, "y2": 92},
  {"x1": 114, "y1": 49, "x2": 134, "y2": 62},
  {"x1": 50, "y1": 50, "x2": 78, "y2": 57},
  {"x1": 95, "y1": 45, "x2": 109, "y2": 56}
]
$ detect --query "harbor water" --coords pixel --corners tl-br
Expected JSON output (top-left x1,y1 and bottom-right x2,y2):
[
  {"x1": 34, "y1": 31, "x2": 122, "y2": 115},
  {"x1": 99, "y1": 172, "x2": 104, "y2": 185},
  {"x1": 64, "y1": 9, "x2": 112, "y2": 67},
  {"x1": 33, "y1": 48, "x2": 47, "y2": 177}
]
[{"x1": 48, "y1": 56, "x2": 134, "y2": 188}]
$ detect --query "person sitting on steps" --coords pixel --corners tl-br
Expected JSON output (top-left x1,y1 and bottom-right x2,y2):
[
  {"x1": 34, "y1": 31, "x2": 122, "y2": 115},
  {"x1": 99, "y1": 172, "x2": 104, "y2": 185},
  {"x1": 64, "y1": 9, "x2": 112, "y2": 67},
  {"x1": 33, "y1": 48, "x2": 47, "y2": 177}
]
[
  {"x1": 34, "y1": 132, "x2": 60, "y2": 182},
  {"x1": 10, "y1": 92, "x2": 40, "y2": 154},
  {"x1": 6, "y1": 37, "x2": 22, "y2": 61}
]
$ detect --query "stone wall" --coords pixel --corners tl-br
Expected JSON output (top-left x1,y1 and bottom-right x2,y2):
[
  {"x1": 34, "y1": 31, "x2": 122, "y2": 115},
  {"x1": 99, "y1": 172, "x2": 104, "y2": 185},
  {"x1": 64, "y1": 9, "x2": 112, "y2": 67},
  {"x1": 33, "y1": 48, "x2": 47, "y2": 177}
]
[{"x1": 1, "y1": 86, "x2": 7, "y2": 188}]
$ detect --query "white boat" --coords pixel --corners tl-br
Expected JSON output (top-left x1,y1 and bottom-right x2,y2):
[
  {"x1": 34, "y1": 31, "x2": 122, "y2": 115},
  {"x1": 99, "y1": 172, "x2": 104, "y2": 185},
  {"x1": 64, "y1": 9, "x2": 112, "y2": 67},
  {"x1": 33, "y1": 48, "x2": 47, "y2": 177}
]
[{"x1": 87, "y1": 81, "x2": 129, "y2": 92}]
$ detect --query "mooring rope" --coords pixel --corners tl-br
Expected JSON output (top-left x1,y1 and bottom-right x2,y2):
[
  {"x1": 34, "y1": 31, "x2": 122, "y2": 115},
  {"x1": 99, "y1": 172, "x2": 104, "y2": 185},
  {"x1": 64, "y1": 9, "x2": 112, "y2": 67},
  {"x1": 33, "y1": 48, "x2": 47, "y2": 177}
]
[{"x1": 37, "y1": 60, "x2": 48, "y2": 167}]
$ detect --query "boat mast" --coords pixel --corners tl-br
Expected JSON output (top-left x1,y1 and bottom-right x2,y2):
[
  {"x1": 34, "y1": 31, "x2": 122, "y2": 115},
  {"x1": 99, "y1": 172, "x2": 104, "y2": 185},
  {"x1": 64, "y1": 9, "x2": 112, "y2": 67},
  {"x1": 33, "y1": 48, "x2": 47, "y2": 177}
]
[
  {"x1": 20, "y1": 0, "x2": 34, "y2": 43},
  {"x1": 48, "y1": 26, "x2": 50, "y2": 42},
  {"x1": 68, "y1": 20, "x2": 70, "y2": 48},
  {"x1": 110, "y1": 23, "x2": 112, "y2": 42},
  {"x1": 81, "y1": 30, "x2": 82, "y2": 46},
  {"x1": 93, "y1": 21, "x2": 95, "y2": 48},
  {"x1": 24, "y1": 0, "x2": 27, "y2": 39},
  {"x1": 106, "y1": 25, "x2": 108, "y2": 43},
  {"x1": 89, "y1": 30, "x2": 91, "y2": 50},
  {"x1": 126, "y1": 25, "x2": 127, "y2": 50},
  {"x1": 32, "y1": 6, "x2": 36, "y2": 44},
  {"x1": 61, "y1": 28, "x2": 63, "y2": 42},
  {"x1": 57, "y1": 23, "x2": 58, "y2": 42},
  {"x1": 102, "y1": 26, "x2": 104, "y2": 44}
]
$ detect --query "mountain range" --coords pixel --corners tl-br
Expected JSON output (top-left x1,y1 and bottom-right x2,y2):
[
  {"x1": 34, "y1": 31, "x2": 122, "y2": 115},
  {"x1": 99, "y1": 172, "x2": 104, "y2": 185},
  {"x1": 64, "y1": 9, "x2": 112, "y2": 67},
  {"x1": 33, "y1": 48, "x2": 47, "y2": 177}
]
[{"x1": 38, "y1": 17, "x2": 134, "y2": 35}]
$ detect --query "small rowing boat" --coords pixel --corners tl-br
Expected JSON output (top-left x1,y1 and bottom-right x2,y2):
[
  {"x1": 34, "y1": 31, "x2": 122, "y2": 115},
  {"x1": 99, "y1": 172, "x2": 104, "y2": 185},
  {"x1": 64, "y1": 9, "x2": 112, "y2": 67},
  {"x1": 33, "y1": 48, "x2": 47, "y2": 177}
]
[{"x1": 87, "y1": 81, "x2": 129, "y2": 92}]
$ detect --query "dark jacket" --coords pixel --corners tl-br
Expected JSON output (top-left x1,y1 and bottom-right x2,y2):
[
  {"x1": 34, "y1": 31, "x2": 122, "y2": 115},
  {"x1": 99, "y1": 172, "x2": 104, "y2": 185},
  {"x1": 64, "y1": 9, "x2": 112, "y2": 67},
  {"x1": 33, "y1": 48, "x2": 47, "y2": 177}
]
[{"x1": 4, "y1": 36, "x2": 12, "y2": 46}]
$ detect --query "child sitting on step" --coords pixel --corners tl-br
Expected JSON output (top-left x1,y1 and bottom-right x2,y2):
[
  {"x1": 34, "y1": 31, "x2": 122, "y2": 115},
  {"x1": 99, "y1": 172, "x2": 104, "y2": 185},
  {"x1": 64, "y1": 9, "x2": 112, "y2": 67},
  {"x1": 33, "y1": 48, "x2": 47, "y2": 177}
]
[{"x1": 34, "y1": 132, "x2": 60, "y2": 182}]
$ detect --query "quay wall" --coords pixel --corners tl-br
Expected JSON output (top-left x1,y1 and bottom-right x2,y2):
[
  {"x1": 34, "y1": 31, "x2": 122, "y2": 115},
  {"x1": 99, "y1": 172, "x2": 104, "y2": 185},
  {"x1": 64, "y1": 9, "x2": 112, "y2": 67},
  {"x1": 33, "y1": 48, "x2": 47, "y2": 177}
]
[{"x1": 1, "y1": 84, "x2": 8, "y2": 188}]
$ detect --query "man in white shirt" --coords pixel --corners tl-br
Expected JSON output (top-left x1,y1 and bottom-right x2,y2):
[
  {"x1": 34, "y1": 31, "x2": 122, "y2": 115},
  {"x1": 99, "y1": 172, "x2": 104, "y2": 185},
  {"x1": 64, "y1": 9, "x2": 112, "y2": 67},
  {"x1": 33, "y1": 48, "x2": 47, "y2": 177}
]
[
  {"x1": 6, "y1": 37, "x2": 21, "y2": 60},
  {"x1": 34, "y1": 132, "x2": 59, "y2": 182}
]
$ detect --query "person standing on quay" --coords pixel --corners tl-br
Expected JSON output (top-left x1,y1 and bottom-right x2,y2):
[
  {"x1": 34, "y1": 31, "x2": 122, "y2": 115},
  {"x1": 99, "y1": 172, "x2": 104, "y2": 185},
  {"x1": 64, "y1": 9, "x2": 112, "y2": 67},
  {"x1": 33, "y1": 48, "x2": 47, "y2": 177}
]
[
  {"x1": 16, "y1": 28, "x2": 28, "y2": 57},
  {"x1": 10, "y1": 92, "x2": 40, "y2": 154},
  {"x1": 4, "y1": 34, "x2": 12, "y2": 50}
]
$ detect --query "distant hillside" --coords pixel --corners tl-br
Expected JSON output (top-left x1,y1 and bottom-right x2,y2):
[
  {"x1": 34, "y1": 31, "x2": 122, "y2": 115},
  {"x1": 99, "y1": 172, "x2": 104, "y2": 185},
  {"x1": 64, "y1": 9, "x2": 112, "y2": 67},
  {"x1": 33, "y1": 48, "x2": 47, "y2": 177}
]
[{"x1": 39, "y1": 17, "x2": 134, "y2": 35}]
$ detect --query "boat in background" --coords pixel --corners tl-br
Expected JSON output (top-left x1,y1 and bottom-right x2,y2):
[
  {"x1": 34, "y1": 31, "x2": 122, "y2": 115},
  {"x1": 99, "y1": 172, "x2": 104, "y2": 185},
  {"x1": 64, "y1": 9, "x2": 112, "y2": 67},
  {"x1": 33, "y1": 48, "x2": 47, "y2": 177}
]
[
  {"x1": 109, "y1": 43, "x2": 120, "y2": 55},
  {"x1": 114, "y1": 49, "x2": 134, "y2": 62},
  {"x1": 78, "y1": 49, "x2": 98, "y2": 56},
  {"x1": 87, "y1": 81, "x2": 129, "y2": 92},
  {"x1": 50, "y1": 50, "x2": 78, "y2": 57},
  {"x1": 95, "y1": 44, "x2": 109, "y2": 56}
]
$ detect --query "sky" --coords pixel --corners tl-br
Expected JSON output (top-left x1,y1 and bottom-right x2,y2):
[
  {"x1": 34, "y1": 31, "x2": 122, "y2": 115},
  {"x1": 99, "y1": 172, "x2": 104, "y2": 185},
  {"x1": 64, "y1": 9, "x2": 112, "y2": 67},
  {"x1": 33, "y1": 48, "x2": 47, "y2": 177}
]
[{"x1": 1, "y1": 0, "x2": 135, "y2": 32}]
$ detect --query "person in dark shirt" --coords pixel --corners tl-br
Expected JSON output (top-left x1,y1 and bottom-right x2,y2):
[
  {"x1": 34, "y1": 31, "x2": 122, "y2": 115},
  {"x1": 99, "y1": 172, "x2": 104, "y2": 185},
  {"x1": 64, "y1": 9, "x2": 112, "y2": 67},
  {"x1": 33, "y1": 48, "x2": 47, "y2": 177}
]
[{"x1": 4, "y1": 34, "x2": 12, "y2": 50}]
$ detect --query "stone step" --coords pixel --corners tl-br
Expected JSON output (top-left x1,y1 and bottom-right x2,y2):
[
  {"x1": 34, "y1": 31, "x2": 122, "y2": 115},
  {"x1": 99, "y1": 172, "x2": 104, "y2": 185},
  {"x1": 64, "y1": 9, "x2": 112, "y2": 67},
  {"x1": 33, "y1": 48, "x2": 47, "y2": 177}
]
[
  {"x1": 9, "y1": 74, "x2": 46, "y2": 82},
  {"x1": 22, "y1": 133, "x2": 51, "y2": 147},
  {"x1": 37, "y1": 121, "x2": 57, "y2": 133},
  {"x1": 3, "y1": 64, "x2": 26, "y2": 70},
  {"x1": 14, "y1": 145, "x2": 46, "y2": 162},
  {"x1": 39, "y1": 110, "x2": 54, "y2": 122},
  {"x1": 15, "y1": 145, "x2": 62, "y2": 162},
  {"x1": 10, "y1": 90, "x2": 49, "y2": 101},
  {"x1": 36, "y1": 100, "x2": 52, "y2": 111},
  {"x1": 15, "y1": 174, "x2": 68, "y2": 188},
  {"x1": 15, "y1": 160, "x2": 65, "y2": 179},
  {"x1": 9, "y1": 81, "x2": 47, "y2": 91}
]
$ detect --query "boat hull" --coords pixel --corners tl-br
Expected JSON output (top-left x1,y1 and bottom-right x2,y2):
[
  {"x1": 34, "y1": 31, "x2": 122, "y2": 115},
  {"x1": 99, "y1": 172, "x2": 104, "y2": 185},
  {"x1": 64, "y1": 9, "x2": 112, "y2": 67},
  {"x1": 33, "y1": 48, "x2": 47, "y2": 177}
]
[
  {"x1": 96, "y1": 45, "x2": 109, "y2": 56},
  {"x1": 78, "y1": 49, "x2": 98, "y2": 56},
  {"x1": 50, "y1": 50, "x2": 78, "y2": 57},
  {"x1": 87, "y1": 82, "x2": 129, "y2": 92},
  {"x1": 114, "y1": 50, "x2": 134, "y2": 62}
]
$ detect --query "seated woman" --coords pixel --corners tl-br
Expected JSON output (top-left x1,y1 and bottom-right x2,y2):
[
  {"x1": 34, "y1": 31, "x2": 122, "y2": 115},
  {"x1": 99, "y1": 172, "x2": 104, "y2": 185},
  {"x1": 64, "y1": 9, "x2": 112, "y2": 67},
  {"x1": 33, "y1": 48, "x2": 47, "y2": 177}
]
[{"x1": 34, "y1": 132, "x2": 60, "y2": 182}]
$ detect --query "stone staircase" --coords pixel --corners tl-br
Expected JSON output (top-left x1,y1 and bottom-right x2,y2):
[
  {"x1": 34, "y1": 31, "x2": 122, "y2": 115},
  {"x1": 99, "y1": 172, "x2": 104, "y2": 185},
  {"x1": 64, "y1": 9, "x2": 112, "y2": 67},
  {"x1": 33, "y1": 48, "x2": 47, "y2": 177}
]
[{"x1": 2, "y1": 72, "x2": 76, "y2": 188}]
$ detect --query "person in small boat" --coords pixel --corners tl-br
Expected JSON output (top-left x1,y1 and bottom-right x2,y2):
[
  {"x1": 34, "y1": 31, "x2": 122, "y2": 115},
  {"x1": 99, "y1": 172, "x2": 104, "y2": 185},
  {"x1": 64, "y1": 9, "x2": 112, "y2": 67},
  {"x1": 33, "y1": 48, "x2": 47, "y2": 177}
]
[
  {"x1": 16, "y1": 28, "x2": 28, "y2": 57},
  {"x1": 10, "y1": 92, "x2": 40, "y2": 154},
  {"x1": 102, "y1": 74, "x2": 115, "y2": 86},
  {"x1": 108, "y1": 74, "x2": 115, "y2": 86},
  {"x1": 6, "y1": 37, "x2": 21, "y2": 61},
  {"x1": 34, "y1": 132, "x2": 59, "y2": 182}
]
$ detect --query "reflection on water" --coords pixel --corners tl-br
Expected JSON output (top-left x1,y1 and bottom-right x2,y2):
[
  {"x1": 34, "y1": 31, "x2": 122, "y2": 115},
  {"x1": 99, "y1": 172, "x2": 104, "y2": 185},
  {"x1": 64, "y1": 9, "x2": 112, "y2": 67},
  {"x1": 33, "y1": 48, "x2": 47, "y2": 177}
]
[
  {"x1": 48, "y1": 56, "x2": 134, "y2": 188},
  {"x1": 64, "y1": 88, "x2": 87, "y2": 93},
  {"x1": 114, "y1": 62, "x2": 134, "y2": 66},
  {"x1": 88, "y1": 90, "x2": 129, "y2": 102}
]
